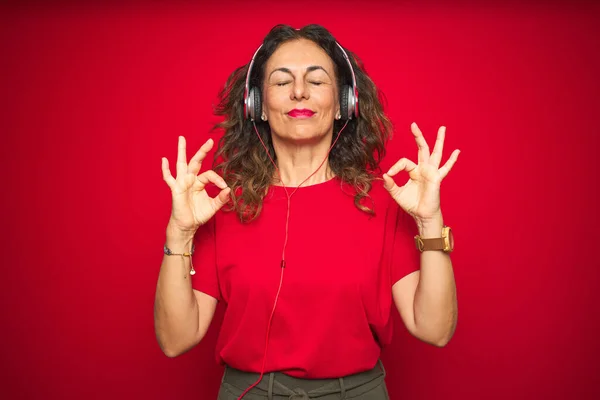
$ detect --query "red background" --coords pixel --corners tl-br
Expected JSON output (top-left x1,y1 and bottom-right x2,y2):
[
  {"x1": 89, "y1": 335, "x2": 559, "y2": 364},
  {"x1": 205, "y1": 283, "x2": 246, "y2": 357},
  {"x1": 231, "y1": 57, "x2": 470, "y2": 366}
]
[{"x1": 1, "y1": 1, "x2": 599, "y2": 399}]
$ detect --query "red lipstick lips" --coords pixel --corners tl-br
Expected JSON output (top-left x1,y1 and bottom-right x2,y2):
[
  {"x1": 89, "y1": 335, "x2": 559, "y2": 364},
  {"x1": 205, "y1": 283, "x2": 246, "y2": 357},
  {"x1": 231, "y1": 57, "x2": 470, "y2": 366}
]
[{"x1": 288, "y1": 109, "x2": 315, "y2": 118}]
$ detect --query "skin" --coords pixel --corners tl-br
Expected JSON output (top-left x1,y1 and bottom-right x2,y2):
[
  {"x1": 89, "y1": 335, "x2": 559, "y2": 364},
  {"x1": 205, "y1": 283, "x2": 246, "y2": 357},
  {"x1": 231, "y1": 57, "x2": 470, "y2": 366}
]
[
  {"x1": 156, "y1": 38, "x2": 460, "y2": 358},
  {"x1": 384, "y1": 123, "x2": 460, "y2": 347},
  {"x1": 261, "y1": 38, "x2": 341, "y2": 186}
]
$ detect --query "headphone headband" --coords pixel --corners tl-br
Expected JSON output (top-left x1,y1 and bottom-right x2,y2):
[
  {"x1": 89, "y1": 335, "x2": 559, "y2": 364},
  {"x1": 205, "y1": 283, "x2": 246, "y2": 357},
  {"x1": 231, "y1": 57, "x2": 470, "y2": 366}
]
[
  {"x1": 334, "y1": 42, "x2": 357, "y2": 94},
  {"x1": 244, "y1": 40, "x2": 359, "y2": 121},
  {"x1": 243, "y1": 44, "x2": 264, "y2": 121}
]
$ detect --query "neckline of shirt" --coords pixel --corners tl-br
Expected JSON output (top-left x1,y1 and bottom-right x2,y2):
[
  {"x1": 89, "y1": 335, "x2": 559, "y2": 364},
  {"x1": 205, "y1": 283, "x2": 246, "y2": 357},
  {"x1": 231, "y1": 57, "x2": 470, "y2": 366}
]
[{"x1": 270, "y1": 176, "x2": 339, "y2": 190}]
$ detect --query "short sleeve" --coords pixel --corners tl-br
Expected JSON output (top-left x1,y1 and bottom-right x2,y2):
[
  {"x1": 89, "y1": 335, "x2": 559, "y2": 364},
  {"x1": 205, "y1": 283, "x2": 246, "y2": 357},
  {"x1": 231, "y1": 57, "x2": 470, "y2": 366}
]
[
  {"x1": 390, "y1": 205, "x2": 421, "y2": 285},
  {"x1": 190, "y1": 216, "x2": 221, "y2": 301}
]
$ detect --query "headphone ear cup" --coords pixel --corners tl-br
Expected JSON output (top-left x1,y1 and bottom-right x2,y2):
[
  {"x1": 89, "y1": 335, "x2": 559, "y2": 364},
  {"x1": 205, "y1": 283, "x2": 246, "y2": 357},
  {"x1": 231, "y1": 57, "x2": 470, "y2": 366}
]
[
  {"x1": 245, "y1": 88, "x2": 253, "y2": 120},
  {"x1": 247, "y1": 87, "x2": 262, "y2": 121},
  {"x1": 339, "y1": 85, "x2": 350, "y2": 120}
]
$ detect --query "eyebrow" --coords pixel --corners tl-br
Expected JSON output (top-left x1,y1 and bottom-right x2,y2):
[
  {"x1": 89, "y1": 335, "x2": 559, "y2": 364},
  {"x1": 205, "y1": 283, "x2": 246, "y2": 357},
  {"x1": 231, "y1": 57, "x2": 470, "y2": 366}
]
[{"x1": 268, "y1": 65, "x2": 331, "y2": 80}]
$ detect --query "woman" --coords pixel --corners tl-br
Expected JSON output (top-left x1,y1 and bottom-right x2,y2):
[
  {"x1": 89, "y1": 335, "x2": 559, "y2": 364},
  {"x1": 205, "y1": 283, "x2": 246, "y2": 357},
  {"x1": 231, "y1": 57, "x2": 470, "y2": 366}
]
[{"x1": 154, "y1": 24, "x2": 460, "y2": 399}]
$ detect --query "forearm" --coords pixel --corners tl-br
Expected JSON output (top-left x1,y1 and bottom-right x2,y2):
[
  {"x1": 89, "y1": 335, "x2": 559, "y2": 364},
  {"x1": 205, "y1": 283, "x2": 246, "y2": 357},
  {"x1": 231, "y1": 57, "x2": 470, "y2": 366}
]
[
  {"x1": 153, "y1": 223, "x2": 200, "y2": 357},
  {"x1": 413, "y1": 215, "x2": 457, "y2": 346}
]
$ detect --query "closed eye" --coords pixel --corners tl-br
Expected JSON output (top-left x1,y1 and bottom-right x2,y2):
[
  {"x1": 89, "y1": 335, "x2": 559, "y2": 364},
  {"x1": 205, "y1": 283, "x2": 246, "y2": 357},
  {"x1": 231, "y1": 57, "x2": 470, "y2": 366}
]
[
  {"x1": 276, "y1": 81, "x2": 292, "y2": 86},
  {"x1": 310, "y1": 81, "x2": 323, "y2": 86}
]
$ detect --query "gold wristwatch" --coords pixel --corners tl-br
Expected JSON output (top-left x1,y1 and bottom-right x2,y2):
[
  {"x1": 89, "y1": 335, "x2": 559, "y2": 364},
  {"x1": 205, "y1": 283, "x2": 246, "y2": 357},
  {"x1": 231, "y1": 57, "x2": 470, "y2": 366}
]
[{"x1": 414, "y1": 225, "x2": 454, "y2": 253}]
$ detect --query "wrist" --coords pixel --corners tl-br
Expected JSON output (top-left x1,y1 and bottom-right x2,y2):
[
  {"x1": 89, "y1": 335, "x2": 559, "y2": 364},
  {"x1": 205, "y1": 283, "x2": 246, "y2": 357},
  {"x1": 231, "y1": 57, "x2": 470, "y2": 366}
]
[
  {"x1": 416, "y1": 214, "x2": 444, "y2": 238},
  {"x1": 166, "y1": 222, "x2": 196, "y2": 244}
]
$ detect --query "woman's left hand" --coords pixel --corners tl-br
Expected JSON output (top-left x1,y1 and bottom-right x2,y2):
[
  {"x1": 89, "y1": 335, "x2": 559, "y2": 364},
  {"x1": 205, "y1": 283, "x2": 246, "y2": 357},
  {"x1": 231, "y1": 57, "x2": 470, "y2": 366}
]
[{"x1": 383, "y1": 122, "x2": 460, "y2": 224}]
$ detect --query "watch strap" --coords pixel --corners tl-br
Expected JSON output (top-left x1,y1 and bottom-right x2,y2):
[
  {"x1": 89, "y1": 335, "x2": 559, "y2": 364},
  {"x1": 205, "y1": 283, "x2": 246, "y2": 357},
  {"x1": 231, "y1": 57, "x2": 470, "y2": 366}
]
[{"x1": 414, "y1": 236, "x2": 446, "y2": 252}]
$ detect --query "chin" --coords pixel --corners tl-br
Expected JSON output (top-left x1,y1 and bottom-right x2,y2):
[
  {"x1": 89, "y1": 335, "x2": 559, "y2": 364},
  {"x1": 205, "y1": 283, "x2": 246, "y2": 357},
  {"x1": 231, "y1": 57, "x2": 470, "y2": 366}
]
[
  {"x1": 284, "y1": 129, "x2": 329, "y2": 144},
  {"x1": 277, "y1": 123, "x2": 332, "y2": 142}
]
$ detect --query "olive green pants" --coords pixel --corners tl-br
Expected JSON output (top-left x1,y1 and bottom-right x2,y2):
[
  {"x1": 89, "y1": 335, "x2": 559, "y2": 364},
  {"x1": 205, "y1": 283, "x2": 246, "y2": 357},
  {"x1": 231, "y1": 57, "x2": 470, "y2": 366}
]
[{"x1": 217, "y1": 360, "x2": 390, "y2": 399}]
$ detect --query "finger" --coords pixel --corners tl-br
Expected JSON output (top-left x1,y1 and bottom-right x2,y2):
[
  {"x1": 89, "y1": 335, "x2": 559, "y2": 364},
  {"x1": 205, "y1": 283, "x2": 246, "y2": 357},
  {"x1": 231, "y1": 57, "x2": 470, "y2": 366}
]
[
  {"x1": 211, "y1": 187, "x2": 231, "y2": 212},
  {"x1": 176, "y1": 136, "x2": 188, "y2": 177},
  {"x1": 411, "y1": 122, "x2": 430, "y2": 164},
  {"x1": 194, "y1": 170, "x2": 228, "y2": 192},
  {"x1": 430, "y1": 126, "x2": 446, "y2": 168},
  {"x1": 161, "y1": 157, "x2": 176, "y2": 188},
  {"x1": 188, "y1": 138, "x2": 214, "y2": 176},
  {"x1": 382, "y1": 173, "x2": 404, "y2": 200},
  {"x1": 439, "y1": 149, "x2": 461, "y2": 179},
  {"x1": 386, "y1": 157, "x2": 417, "y2": 177},
  {"x1": 382, "y1": 173, "x2": 398, "y2": 192}
]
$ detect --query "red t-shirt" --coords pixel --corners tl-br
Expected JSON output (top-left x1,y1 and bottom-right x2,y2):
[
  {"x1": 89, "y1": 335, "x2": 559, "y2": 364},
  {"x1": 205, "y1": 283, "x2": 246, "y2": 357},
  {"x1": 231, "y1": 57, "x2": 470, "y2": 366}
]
[{"x1": 191, "y1": 177, "x2": 420, "y2": 379}]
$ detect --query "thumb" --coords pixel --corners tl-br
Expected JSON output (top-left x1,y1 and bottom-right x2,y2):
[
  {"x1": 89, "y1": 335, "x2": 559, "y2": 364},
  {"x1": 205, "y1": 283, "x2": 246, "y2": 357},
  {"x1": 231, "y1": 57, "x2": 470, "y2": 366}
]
[
  {"x1": 212, "y1": 187, "x2": 231, "y2": 211},
  {"x1": 382, "y1": 173, "x2": 395, "y2": 191},
  {"x1": 383, "y1": 173, "x2": 406, "y2": 202}
]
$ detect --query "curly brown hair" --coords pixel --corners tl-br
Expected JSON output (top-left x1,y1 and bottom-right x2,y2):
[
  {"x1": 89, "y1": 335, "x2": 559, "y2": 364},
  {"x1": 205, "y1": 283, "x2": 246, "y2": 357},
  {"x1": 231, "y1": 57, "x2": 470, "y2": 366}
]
[{"x1": 212, "y1": 24, "x2": 393, "y2": 223}]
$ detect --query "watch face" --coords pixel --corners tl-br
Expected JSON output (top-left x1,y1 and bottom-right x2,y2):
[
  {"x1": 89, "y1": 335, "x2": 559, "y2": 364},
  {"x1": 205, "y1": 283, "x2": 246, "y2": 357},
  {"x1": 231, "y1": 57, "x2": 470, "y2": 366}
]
[{"x1": 443, "y1": 226, "x2": 454, "y2": 252}]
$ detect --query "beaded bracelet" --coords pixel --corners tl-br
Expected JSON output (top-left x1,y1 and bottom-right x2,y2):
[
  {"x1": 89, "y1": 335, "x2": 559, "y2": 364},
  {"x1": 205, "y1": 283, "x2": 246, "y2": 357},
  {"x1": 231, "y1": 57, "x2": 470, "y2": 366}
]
[{"x1": 163, "y1": 244, "x2": 196, "y2": 275}]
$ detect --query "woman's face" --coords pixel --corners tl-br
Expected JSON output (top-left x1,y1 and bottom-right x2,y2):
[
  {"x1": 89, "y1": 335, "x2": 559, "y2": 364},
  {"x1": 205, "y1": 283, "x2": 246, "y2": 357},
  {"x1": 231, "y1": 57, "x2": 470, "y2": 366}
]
[{"x1": 262, "y1": 38, "x2": 340, "y2": 144}]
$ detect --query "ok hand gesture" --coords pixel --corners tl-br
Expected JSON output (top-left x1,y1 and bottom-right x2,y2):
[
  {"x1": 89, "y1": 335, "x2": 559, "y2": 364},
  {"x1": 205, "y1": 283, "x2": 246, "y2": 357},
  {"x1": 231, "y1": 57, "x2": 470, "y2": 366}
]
[
  {"x1": 383, "y1": 123, "x2": 460, "y2": 223},
  {"x1": 162, "y1": 137, "x2": 230, "y2": 233}
]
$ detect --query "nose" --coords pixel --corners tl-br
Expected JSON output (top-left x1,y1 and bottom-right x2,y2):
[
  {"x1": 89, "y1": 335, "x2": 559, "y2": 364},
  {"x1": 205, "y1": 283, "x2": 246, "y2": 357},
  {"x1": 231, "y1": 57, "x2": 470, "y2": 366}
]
[{"x1": 290, "y1": 79, "x2": 309, "y2": 101}]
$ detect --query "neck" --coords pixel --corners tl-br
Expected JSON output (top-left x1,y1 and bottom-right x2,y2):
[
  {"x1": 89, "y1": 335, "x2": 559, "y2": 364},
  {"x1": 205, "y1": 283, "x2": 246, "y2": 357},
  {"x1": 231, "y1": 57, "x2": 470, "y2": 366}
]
[{"x1": 271, "y1": 133, "x2": 334, "y2": 187}]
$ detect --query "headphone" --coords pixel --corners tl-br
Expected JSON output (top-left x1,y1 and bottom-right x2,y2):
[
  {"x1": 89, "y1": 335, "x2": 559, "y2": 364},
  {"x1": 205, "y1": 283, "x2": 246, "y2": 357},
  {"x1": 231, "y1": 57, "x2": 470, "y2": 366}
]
[{"x1": 243, "y1": 41, "x2": 359, "y2": 122}]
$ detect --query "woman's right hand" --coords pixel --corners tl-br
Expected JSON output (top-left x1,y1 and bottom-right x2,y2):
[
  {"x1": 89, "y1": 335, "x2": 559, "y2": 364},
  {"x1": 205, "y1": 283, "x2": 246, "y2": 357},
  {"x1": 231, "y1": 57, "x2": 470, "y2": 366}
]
[{"x1": 162, "y1": 136, "x2": 231, "y2": 234}]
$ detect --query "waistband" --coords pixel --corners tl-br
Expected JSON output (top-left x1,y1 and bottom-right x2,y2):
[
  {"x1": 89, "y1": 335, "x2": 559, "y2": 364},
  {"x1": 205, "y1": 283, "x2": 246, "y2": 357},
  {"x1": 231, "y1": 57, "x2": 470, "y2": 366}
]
[{"x1": 221, "y1": 360, "x2": 386, "y2": 399}]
